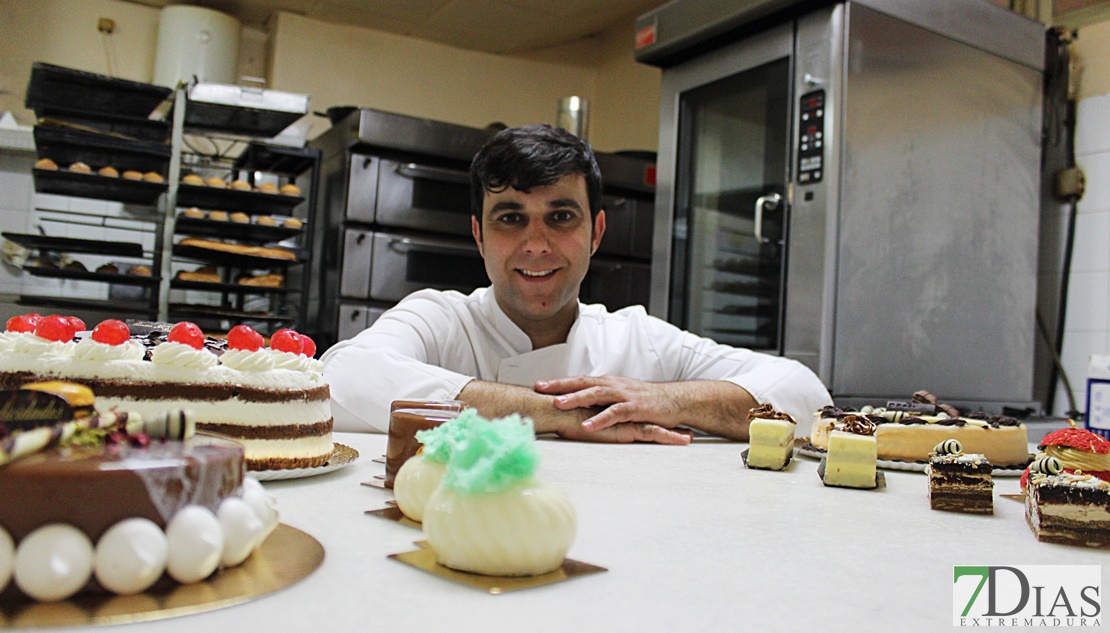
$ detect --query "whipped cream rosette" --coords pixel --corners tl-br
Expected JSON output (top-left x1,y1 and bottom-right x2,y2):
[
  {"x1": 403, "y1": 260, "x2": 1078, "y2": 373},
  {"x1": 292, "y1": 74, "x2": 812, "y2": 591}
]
[{"x1": 419, "y1": 411, "x2": 576, "y2": 576}]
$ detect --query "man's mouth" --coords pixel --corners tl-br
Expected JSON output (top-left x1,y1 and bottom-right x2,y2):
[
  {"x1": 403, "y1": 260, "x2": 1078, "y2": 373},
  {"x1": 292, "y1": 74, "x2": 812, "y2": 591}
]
[{"x1": 518, "y1": 268, "x2": 556, "y2": 278}]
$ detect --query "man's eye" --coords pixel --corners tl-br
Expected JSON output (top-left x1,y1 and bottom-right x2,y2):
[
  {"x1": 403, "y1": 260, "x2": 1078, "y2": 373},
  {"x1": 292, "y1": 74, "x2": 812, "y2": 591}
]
[
  {"x1": 551, "y1": 210, "x2": 575, "y2": 223},
  {"x1": 496, "y1": 213, "x2": 522, "y2": 224}
]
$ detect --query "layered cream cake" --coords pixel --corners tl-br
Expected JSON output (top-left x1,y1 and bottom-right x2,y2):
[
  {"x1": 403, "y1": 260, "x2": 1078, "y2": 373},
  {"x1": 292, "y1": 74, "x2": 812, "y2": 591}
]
[
  {"x1": 927, "y1": 439, "x2": 994, "y2": 514},
  {"x1": 821, "y1": 416, "x2": 878, "y2": 489},
  {"x1": 1025, "y1": 468, "x2": 1110, "y2": 549},
  {"x1": 0, "y1": 314, "x2": 332, "y2": 470},
  {"x1": 811, "y1": 401, "x2": 1029, "y2": 467},
  {"x1": 0, "y1": 386, "x2": 280, "y2": 601},
  {"x1": 744, "y1": 403, "x2": 796, "y2": 471}
]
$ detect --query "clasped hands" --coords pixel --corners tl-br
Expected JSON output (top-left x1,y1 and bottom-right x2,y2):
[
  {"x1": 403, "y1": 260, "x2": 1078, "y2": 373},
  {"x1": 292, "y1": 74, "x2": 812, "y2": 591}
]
[{"x1": 533, "y1": 375, "x2": 694, "y2": 446}]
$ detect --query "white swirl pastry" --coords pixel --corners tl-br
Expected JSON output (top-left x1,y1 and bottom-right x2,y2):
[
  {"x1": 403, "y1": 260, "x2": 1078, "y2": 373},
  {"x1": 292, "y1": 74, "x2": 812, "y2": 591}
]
[
  {"x1": 72, "y1": 338, "x2": 145, "y2": 362},
  {"x1": 393, "y1": 455, "x2": 447, "y2": 523},
  {"x1": 151, "y1": 342, "x2": 218, "y2": 369},
  {"x1": 218, "y1": 349, "x2": 275, "y2": 372},
  {"x1": 422, "y1": 478, "x2": 576, "y2": 576}
]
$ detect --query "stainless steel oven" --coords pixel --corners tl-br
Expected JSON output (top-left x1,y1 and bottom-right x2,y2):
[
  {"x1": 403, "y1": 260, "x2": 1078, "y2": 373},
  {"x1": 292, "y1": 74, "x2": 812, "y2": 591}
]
[{"x1": 637, "y1": 0, "x2": 1047, "y2": 411}]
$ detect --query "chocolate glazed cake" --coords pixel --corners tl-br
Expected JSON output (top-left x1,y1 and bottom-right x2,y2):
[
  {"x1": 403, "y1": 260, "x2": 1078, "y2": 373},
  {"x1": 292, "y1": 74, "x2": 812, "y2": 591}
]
[{"x1": 0, "y1": 438, "x2": 243, "y2": 541}]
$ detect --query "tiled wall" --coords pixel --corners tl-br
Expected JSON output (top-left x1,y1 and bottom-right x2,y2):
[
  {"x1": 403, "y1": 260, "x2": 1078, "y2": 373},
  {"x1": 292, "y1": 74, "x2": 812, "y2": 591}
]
[{"x1": 1054, "y1": 91, "x2": 1110, "y2": 416}]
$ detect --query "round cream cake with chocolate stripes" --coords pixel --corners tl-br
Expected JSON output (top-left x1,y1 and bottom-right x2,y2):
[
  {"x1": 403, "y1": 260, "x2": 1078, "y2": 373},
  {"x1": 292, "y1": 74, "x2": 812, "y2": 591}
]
[{"x1": 0, "y1": 321, "x2": 332, "y2": 470}]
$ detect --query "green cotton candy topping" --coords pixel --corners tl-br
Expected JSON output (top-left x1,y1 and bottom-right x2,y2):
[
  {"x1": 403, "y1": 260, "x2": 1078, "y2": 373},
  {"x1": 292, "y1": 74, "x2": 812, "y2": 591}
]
[
  {"x1": 415, "y1": 408, "x2": 539, "y2": 495},
  {"x1": 414, "y1": 413, "x2": 472, "y2": 464}
]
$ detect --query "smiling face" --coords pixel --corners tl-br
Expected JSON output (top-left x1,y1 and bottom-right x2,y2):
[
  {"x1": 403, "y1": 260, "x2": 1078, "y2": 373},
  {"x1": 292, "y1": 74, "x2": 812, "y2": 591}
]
[{"x1": 472, "y1": 173, "x2": 606, "y2": 347}]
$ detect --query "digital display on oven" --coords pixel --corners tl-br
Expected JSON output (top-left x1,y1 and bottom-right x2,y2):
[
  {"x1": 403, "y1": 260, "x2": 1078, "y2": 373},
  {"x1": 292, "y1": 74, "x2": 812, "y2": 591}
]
[{"x1": 797, "y1": 89, "x2": 825, "y2": 185}]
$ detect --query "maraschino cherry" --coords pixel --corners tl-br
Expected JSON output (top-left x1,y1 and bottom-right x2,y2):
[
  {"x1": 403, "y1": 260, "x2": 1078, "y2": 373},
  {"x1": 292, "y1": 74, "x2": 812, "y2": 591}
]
[
  {"x1": 228, "y1": 325, "x2": 264, "y2": 352},
  {"x1": 168, "y1": 322, "x2": 205, "y2": 350},
  {"x1": 270, "y1": 328, "x2": 303, "y2": 354},
  {"x1": 91, "y1": 319, "x2": 130, "y2": 346}
]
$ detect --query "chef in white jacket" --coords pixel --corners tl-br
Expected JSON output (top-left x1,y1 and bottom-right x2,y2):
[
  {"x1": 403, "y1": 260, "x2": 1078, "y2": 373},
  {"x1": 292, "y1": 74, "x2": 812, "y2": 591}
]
[{"x1": 321, "y1": 124, "x2": 832, "y2": 444}]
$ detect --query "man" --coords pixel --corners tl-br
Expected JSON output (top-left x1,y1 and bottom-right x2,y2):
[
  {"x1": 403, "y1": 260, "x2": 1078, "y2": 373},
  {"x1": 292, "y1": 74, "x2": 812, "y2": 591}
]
[{"x1": 321, "y1": 124, "x2": 831, "y2": 444}]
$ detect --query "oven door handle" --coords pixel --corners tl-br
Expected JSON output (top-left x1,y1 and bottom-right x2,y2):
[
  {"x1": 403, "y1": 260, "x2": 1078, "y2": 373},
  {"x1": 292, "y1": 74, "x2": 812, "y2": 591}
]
[
  {"x1": 394, "y1": 163, "x2": 470, "y2": 185},
  {"x1": 754, "y1": 192, "x2": 782, "y2": 242},
  {"x1": 387, "y1": 237, "x2": 479, "y2": 257}
]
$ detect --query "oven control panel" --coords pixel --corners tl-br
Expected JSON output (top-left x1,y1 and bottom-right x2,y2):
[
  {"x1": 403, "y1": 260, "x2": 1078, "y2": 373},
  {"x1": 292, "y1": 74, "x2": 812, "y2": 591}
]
[{"x1": 797, "y1": 90, "x2": 825, "y2": 184}]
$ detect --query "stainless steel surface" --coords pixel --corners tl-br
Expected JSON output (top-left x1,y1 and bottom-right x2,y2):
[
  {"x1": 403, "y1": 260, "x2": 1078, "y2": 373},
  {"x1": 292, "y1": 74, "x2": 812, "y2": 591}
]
[
  {"x1": 651, "y1": 0, "x2": 1045, "y2": 411},
  {"x1": 556, "y1": 96, "x2": 590, "y2": 141},
  {"x1": 345, "y1": 154, "x2": 378, "y2": 224},
  {"x1": 340, "y1": 228, "x2": 374, "y2": 299},
  {"x1": 374, "y1": 159, "x2": 472, "y2": 236},
  {"x1": 636, "y1": 0, "x2": 1044, "y2": 71},
  {"x1": 832, "y1": 4, "x2": 1041, "y2": 403},
  {"x1": 186, "y1": 82, "x2": 308, "y2": 113},
  {"x1": 369, "y1": 232, "x2": 486, "y2": 302},
  {"x1": 784, "y1": 5, "x2": 843, "y2": 380}
]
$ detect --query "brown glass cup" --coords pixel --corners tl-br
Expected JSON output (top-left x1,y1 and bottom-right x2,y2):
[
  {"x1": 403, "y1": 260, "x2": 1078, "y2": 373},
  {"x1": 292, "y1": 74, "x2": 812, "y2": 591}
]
[{"x1": 384, "y1": 401, "x2": 466, "y2": 488}]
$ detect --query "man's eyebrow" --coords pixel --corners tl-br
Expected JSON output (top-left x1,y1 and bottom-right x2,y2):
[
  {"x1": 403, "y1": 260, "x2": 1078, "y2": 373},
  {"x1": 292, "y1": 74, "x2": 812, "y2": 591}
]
[
  {"x1": 547, "y1": 198, "x2": 584, "y2": 210},
  {"x1": 488, "y1": 201, "x2": 523, "y2": 213}
]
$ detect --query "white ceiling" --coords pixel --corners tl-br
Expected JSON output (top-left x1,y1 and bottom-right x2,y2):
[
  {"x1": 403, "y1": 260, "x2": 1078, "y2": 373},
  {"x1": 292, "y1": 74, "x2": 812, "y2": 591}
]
[{"x1": 121, "y1": 0, "x2": 670, "y2": 54}]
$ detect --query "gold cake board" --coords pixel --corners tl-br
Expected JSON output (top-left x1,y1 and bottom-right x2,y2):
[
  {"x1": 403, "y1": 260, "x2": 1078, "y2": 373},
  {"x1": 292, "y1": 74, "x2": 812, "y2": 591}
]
[{"x1": 0, "y1": 524, "x2": 323, "y2": 628}]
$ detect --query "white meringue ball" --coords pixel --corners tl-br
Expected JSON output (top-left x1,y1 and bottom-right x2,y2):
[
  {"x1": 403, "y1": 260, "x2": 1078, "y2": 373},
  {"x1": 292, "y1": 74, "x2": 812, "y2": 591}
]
[
  {"x1": 94, "y1": 518, "x2": 168, "y2": 595},
  {"x1": 241, "y1": 478, "x2": 279, "y2": 542},
  {"x1": 0, "y1": 526, "x2": 13, "y2": 593},
  {"x1": 394, "y1": 455, "x2": 446, "y2": 523},
  {"x1": 165, "y1": 506, "x2": 223, "y2": 584},
  {"x1": 14, "y1": 524, "x2": 94, "y2": 601},
  {"x1": 217, "y1": 498, "x2": 264, "y2": 567}
]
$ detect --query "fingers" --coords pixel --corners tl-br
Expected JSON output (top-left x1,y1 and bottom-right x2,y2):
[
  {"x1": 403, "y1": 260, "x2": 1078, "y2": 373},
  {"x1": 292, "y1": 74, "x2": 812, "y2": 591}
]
[
  {"x1": 558, "y1": 419, "x2": 690, "y2": 446},
  {"x1": 580, "y1": 402, "x2": 635, "y2": 431},
  {"x1": 535, "y1": 376, "x2": 607, "y2": 395}
]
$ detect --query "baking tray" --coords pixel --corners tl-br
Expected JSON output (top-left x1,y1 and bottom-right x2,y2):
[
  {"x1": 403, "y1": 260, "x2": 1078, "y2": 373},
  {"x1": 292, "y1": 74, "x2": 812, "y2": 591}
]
[
  {"x1": 170, "y1": 278, "x2": 293, "y2": 294},
  {"x1": 25, "y1": 62, "x2": 171, "y2": 118},
  {"x1": 32, "y1": 168, "x2": 166, "y2": 205},
  {"x1": 168, "y1": 303, "x2": 296, "y2": 324},
  {"x1": 3, "y1": 232, "x2": 145, "y2": 257},
  {"x1": 185, "y1": 83, "x2": 307, "y2": 138},
  {"x1": 234, "y1": 143, "x2": 318, "y2": 177},
  {"x1": 176, "y1": 183, "x2": 304, "y2": 215},
  {"x1": 175, "y1": 215, "x2": 303, "y2": 242},
  {"x1": 173, "y1": 243, "x2": 302, "y2": 268},
  {"x1": 34, "y1": 107, "x2": 170, "y2": 143},
  {"x1": 34, "y1": 125, "x2": 170, "y2": 175},
  {"x1": 24, "y1": 265, "x2": 160, "y2": 286},
  {"x1": 19, "y1": 294, "x2": 154, "y2": 316}
]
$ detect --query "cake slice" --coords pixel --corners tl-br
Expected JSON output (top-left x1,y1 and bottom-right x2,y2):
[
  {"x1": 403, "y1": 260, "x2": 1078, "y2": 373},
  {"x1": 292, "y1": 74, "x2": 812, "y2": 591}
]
[
  {"x1": 927, "y1": 439, "x2": 993, "y2": 514},
  {"x1": 1025, "y1": 471, "x2": 1110, "y2": 549},
  {"x1": 822, "y1": 425, "x2": 878, "y2": 489},
  {"x1": 744, "y1": 404, "x2": 796, "y2": 471}
]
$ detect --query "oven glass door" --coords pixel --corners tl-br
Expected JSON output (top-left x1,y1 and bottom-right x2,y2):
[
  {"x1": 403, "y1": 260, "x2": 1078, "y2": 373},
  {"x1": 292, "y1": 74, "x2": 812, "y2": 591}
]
[{"x1": 672, "y1": 58, "x2": 790, "y2": 351}]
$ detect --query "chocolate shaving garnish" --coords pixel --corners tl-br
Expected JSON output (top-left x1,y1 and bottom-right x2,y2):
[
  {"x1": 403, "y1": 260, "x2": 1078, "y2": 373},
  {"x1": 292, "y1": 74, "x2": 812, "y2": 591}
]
[
  {"x1": 911, "y1": 390, "x2": 959, "y2": 417},
  {"x1": 841, "y1": 414, "x2": 876, "y2": 436},
  {"x1": 912, "y1": 390, "x2": 938, "y2": 405},
  {"x1": 748, "y1": 403, "x2": 796, "y2": 424}
]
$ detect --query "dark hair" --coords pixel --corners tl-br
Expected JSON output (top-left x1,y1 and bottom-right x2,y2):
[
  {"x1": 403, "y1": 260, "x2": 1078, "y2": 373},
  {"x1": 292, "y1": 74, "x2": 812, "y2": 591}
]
[{"x1": 470, "y1": 124, "x2": 603, "y2": 221}]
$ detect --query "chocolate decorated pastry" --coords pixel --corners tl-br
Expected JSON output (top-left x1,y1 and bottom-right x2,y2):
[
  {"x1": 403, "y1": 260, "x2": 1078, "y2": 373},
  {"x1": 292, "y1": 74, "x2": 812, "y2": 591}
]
[
  {"x1": 928, "y1": 439, "x2": 993, "y2": 514},
  {"x1": 811, "y1": 393, "x2": 1029, "y2": 467}
]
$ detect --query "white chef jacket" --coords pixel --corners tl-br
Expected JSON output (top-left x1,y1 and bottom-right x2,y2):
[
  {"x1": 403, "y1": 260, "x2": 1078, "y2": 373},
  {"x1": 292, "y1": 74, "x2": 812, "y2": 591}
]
[{"x1": 321, "y1": 287, "x2": 832, "y2": 433}]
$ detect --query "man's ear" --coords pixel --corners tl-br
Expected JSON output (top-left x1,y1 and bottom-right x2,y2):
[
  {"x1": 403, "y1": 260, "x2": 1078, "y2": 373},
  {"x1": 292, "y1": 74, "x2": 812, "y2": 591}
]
[
  {"x1": 590, "y1": 210, "x2": 606, "y2": 255},
  {"x1": 471, "y1": 215, "x2": 484, "y2": 256}
]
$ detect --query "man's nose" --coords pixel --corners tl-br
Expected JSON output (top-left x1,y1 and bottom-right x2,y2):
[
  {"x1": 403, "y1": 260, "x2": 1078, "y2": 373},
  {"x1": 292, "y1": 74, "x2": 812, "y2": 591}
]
[{"x1": 521, "y1": 221, "x2": 552, "y2": 253}]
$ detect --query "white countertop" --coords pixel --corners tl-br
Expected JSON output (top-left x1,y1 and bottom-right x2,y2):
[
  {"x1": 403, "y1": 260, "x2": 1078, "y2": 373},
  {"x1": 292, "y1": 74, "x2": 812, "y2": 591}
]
[{"x1": 23, "y1": 433, "x2": 1110, "y2": 632}]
